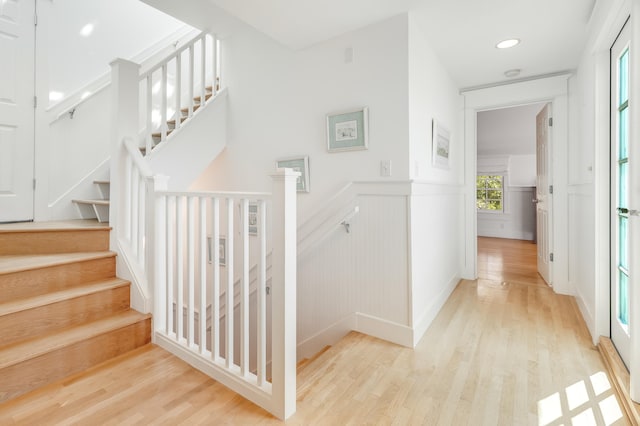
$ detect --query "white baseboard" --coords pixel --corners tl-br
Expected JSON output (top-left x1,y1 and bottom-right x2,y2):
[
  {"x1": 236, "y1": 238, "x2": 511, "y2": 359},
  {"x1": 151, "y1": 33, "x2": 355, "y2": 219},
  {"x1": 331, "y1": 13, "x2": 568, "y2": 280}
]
[
  {"x1": 412, "y1": 274, "x2": 460, "y2": 347},
  {"x1": 354, "y1": 313, "x2": 413, "y2": 347},
  {"x1": 574, "y1": 286, "x2": 596, "y2": 345},
  {"x1": 296, "y1": 312, "x2": 414, "y2": 361},
  {"x1": 297, "y1": 315, "x2": 356, "y2": 361}
]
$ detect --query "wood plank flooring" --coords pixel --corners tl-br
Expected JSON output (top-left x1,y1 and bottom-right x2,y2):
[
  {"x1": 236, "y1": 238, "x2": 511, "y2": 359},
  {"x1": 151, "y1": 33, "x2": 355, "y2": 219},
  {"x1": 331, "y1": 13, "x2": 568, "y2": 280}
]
[{"x1": 0, "y1": 237, "x2": 627, "y2": 425}]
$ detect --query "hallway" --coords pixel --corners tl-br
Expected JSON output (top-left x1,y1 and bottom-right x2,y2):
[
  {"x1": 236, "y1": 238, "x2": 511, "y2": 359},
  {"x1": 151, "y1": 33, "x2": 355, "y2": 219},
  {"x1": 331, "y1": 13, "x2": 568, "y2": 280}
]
[{"x1": 0, "y1": 238, "x2": 625, "y2": 425}]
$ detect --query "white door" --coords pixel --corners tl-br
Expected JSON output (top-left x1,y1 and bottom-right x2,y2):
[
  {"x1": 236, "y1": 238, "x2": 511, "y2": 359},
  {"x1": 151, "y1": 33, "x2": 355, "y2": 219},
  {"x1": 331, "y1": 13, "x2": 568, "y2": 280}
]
[
  {"x1": 536, "y1": 103, "x2": 552, "y2": 286},
  {"x1": 610, "y1": 21, "x2": 631, "y2": 367},
  {"x1": 0, "y1": 0, "x2": 35, "y2": 223}
]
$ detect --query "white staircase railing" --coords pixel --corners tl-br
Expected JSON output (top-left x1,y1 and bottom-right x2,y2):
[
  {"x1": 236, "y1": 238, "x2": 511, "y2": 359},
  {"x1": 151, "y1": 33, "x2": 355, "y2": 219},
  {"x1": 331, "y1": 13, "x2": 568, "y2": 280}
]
[
  {"x1": 110, "y1": 31, "x2": 298, "y2": 420},
  {"x1": 137, "y1": 31, "x2": 219, "y2": 156}
]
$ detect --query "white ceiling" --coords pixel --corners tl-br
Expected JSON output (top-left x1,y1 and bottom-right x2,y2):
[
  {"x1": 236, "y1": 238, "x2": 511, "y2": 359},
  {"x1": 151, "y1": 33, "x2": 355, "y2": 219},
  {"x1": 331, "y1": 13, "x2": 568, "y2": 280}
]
[{"x1": 207, "y1": 0, "x2": 595, "y2": 89}]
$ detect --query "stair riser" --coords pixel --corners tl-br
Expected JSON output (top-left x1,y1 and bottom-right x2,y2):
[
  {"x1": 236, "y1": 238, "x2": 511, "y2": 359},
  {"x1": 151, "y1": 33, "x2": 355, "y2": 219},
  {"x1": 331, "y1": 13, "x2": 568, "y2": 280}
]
[
  {"x1": 0, "y1": 256, "x2": 116, "y2": 301},
  {"x1": 0, "y1": 318, "x2": 151, "y2": 403},
  {"x1": 0, "y1": 229, "x2": 110, "y2": 255},
  {"x1": 0, "y1": 285, "x2": 131, "y2": 348}
]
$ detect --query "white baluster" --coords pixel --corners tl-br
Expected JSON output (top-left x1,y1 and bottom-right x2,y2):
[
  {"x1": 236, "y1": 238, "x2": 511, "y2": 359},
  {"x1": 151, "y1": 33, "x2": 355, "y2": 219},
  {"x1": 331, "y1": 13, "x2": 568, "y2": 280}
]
[
  {"x1": 175, "y1": 54, "x2": 182, "y2": 131},
  {"x1": 200, "y1": 35, "x2": 206, "y2": 109},
  {"x1": 187, "y1": 196, "x2": 195, "y2": 348},
  {"x1": 188, "y1": 45, "x2": 194, "y2": 117},
  {"x1": 131, "y1": 171, "x2": 139, "y2": 253},
  {"x1": 199, "y1": 197, "x2": 207, "y2": 354},
  {"x1": 138, "y1": 177, "x2": 145, "y2": 265},
  {"x1": 211, "y1": 34, "x2": 218, "y2": 96},
  {"x1": 240, "y1": 198, "x2": 249, "y2": 376},
  {"x1": 225, "y1": 198, "x2": 234, "y2": 368},
  {"x1": 123, "y1": 157, "x2": 132, "y2": 241},
  {"x1": 145, "y1": 75, "x2": 153, "y2": 155},
  {"x1": 161, "y1": 64, "x2": 168, "y2": 143},
  {"x1": 212, "y1": 197, "x2": 220, "y2": 362},
  {"x1": 176, "y1": 196, "x2": 184, "y2": 344},
  {"x1": 166, "y1": 195, "x2": 175, "y2": 336},
  {"x1": 257, "y1": 199, "x2": 267, "y2": 386}
]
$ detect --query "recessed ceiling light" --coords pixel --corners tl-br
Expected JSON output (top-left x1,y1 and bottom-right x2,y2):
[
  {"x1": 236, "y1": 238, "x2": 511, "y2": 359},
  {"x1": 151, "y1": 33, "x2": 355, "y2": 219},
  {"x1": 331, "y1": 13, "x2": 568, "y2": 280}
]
[
  {"x1": 496, "y1": 38, "x2": 520, "y2": 49},
  {"x1": 504, "y1": 69, "x2": 521, "y2": 78},
  {"x1": 80, "y1": 23, "x2": 95, "y2": 37}
]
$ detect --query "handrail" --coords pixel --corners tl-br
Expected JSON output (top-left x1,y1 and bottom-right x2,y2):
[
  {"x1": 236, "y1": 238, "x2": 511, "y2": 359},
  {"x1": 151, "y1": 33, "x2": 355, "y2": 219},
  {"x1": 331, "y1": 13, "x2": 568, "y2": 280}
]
[
  {"x1": 158, "y1": 189, "x2": 271, "y2": 199},
  {"x1": 123, "y1": 137, "x2": 153, "y2": 176},
  {"x1": 139, "y1": 32, "x2": 206, "y2": 80},
  {"x1": 52, "y1": 83, "x2": 110, "y2": 123}
]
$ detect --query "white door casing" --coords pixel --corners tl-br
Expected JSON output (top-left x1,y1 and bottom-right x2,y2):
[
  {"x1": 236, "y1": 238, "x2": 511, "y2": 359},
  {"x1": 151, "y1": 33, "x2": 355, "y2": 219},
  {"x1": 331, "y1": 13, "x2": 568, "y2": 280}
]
[
  {"x1": 0, "y1": 0, "x2": 35, "y2": 222},
  {"x1": 536, "y1": 103, "x2": 552, "y2": 286},
  {"x1": 611, "y1": 19, "x2": 631, "y2": 370}
]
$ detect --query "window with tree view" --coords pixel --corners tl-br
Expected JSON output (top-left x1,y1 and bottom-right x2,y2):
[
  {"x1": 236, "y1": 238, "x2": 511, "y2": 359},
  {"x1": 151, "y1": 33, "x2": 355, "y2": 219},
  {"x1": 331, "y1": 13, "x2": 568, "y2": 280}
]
[{"x1": 477, "y1": 175, "x2": 504, "y2": 212}]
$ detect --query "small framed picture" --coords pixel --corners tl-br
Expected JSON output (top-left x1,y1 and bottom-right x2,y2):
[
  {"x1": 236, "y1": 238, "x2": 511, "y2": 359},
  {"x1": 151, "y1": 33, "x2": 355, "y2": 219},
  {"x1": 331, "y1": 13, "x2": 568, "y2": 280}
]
[
  {"x1": 326, "y1": 107, "x2": 369, "y2": 152},
  {"x1": 207, "y1": 235, "x2": 227, "y2": 266},
  {"x1": 218, "y1": 236, "x2": 227, "y2": 266},
  {"x1": 248, "y1": 202, "x2": 258, "y2": 236},
  {"x1": 276, "y1": 156, "x2": 310, "y2": 193},
  {"x1": 432, "y1": 119, "x2": 450, "y2": 169}
]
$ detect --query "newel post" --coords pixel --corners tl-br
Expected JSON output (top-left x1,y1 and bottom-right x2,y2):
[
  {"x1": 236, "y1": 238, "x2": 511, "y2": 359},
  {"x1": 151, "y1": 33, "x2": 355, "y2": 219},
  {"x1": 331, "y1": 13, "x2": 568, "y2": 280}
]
[
  {"x1": 146, "y1": 175, "x2": 169, "y2": 333},
  {"x1": 109, "y1": 59, "x2": 140, "y2": 249},
  {"x1": 270, "y1": 169, "x2": 299, "y2": 420}
]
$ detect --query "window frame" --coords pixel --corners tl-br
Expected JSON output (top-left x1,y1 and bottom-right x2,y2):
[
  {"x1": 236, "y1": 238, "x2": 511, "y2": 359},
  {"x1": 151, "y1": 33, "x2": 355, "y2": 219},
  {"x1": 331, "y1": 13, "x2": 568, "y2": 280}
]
[{"x1": 476, "y1": 174, "x2": 506, "y2": 214}]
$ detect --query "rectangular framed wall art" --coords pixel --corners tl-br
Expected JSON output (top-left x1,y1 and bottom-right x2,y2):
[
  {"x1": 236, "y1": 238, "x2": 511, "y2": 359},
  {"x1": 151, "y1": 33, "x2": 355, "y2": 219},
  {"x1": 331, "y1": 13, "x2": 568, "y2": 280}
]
[
  {"x1": 276, "y1": 156, "x2": 310, "y2": 193},
  {"x1": 326, "y1": 107, "x2": 369, "y2": 152},
  {"x1": 432, "y1": 119, "x2": 450, "y2": 169}
]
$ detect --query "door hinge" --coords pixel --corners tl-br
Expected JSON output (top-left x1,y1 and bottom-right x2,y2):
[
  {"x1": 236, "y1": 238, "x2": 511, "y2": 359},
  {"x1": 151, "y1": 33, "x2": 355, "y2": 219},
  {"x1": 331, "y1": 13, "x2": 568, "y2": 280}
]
[
  {"x1": 34, "y1": 13, "x2": 37, "y2": 26},
  {"x1": 549, "y1": 117, "x2": 553, "y2": 127},
  {"x1": 33, "y1": 179, "x2": 36, "y2": 190},
  {"x1": 549, "y1": 185, "x2": 553, "y2": 194},
  {"x1": 550, "y1": 253, "x2": 554, "y2": 262},
  {"x1": 33, "y1": 96, "x2": 37, "y2": 108}
]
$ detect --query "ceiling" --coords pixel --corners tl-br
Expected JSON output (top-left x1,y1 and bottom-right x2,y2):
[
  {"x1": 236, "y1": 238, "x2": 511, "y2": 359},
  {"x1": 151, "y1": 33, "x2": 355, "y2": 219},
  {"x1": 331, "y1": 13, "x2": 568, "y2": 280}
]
[
  {"x1": 207, "y1": 0, "x2": 596, "y2": 89},
  {"x1": 477, "y1": 103, "x2": 546, "y2": 156}
]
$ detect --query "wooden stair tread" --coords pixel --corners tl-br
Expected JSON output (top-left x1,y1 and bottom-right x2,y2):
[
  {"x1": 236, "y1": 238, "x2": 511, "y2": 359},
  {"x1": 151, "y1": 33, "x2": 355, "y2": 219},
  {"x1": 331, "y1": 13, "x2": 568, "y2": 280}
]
[
  {"x1": 0, "y1": 278, "x2": 129, "y2": 317},
  {"x1": 0, "y1": 310, "x2": 150, "y2": 370},
  {"x1": 72, "y1": 199, "x2": 110, "y2": 206},
  {"x1": 93, "y1": 180, "x2": 110, "y2": 185},
  {"x1": 0, "y1": 252, "x2": 116, "y2": 275},
  {"x1": 181, "y1": 104, "x2": 201, "y2": 114},
  {"x1": 151, "y1": 129, "x2": 174, "y2": 138}
]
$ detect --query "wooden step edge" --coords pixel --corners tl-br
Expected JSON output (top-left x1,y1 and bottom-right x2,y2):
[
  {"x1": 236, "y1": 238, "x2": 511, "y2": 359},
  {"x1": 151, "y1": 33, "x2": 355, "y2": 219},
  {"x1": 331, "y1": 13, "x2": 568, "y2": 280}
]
[
  {"x1": 151, "y1": 129, "x2": 174, "y2": 138},
  {"x1": 0, "y1": 221, "x2": 111, "y2": 233},
  {"x1": 72, "y1": 199, "x2": 110, "y2": 206},
  {"x1": 0, "y1": 310, "x2": 151, "y2": 370},
  {"x1": 0, "y1": 251, "x2": 117, "y2": 276},
  {"x1": 0, "y1": 278, "x2": 130, "y2": 317},
  {"x1": 180, "y1": 104, "x2": 201, "y2": 114},
  {"x1": 167, "y1": 117, "x2": 187, "y2": 125},
  {"x1": 598, "y1": 336, "x2": 640, "y2": 424},
  {"x1": 93, "y1": 180, "x2": 110, "y2": 185}
]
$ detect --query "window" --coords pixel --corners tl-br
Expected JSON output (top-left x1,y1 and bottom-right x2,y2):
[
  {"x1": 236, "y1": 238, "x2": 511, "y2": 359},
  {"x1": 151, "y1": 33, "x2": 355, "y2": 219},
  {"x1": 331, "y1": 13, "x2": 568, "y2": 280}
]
[{"x1": 476, "y1": 175, "x2": 504, "y2": 212}]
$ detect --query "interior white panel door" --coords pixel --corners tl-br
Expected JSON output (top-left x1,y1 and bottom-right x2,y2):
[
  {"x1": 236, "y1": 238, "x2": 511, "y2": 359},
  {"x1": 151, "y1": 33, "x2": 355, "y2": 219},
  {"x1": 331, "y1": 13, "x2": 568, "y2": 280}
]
[
  {"x1": 536, "y1": 103, "x2": 552, "y2": 286},
  {"x1": 0, "y1": 0, "x2": 35, "y2": 222}
]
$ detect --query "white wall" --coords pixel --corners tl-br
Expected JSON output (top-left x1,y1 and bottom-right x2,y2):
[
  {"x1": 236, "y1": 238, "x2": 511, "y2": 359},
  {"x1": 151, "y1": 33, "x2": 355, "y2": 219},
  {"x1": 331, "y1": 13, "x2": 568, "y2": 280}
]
[
  {"x1": 191, "y1": 15, "x2": 410, "y2": 222},
  {"x1": 407, "y1": 16, "x2": 465, "y2": 345},
  {"x1": 46, "y1": 0, "x2": 187, "y2": 106}
]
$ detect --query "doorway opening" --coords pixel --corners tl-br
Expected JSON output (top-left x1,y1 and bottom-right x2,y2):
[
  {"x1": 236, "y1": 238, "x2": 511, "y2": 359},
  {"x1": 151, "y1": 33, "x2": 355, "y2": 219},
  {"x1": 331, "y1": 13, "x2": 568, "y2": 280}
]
[{"x1": 475, "y1": 102, "x2": 549, "y2": 286}]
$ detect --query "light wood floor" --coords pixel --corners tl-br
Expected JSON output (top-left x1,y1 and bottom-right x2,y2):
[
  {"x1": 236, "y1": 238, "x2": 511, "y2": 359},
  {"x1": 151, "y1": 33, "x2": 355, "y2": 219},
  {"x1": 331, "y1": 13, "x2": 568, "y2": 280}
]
[{"x1": 0, "y1": 237, "x2": 627, "y2": 425}]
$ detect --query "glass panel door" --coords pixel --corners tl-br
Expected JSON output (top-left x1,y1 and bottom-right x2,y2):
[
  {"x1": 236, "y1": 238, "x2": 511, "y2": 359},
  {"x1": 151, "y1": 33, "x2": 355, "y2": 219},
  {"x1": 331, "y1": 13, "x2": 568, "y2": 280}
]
[{"x1": 611, "y1": 21, "x2": 631, "y2": 367}]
